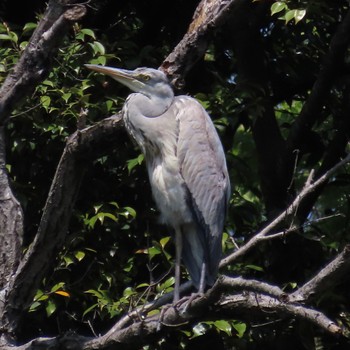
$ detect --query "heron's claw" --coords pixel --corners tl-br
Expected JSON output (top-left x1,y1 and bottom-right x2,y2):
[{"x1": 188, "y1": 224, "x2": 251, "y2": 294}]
[{"x1": 173, "y1": 292, "x2": 203, "y2": 315}]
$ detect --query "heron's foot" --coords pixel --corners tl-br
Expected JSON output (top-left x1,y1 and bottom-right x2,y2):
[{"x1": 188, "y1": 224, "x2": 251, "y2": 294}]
[
  {"x1": 157, "y1": 304, "x2": 170, "y2": 331},
  {"x1": 173, "y1": 292, "x2": 203, "y2": 314}
]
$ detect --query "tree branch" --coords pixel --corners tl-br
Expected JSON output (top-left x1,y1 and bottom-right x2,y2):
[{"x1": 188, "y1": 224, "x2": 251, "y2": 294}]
[
  {"x1": 220, "y1": 153, "x2": 350, "y2": 267},
  {"x1": 0, "y1": 128, "x2": 23, "y2": 290},
  {"x1": 0, "y1": 0, "x2": 86, "y2": 124},
  {"x1": 2, "y1": 115, "x2": 124, "y2": 336},
  {"x1": 0, "y1": 273, "x2": 344, "y2": 350},
  {"x1": 160, "y1": 0, "x2": 247, "y2": 87}
]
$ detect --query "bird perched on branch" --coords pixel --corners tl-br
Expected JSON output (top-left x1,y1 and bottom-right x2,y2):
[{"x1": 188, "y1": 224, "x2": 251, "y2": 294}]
[{"x1": 85, "y1": 64, "x2": 230, "y2": 302}]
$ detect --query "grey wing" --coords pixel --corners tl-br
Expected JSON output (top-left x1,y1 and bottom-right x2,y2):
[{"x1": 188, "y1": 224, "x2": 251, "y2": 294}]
[{"x1": 176, "y1": 97, "x2": 231, "y2": 281}]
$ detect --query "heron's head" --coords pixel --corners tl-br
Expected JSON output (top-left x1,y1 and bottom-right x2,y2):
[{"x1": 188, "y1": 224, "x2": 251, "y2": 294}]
[{"x1": 85, "y1": 65, "x2": 172, "y2": 98}]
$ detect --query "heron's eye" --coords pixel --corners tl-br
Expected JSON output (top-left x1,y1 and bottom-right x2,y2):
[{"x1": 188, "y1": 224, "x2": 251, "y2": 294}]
[{"x1": 140, "y1": 74, "x2": 150, "y2": 81}]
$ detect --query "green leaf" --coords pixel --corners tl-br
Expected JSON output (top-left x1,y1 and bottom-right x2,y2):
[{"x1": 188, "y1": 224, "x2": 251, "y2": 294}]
[
  {"x1": 122, "y1": 206, "x2": 136, "y2": 218},
  {"x1": 40, "y1": 95, "x2": 51, "y2": 111},
  {"x1": 284, "y1": 9, "x2": 296, "y2": 24},
  {"x1": 160, "y1": 276, "x2": 175, "y2": 290},
  {"x1": 80, "y1": 28, "x2": 96, "y2": 39},
  {"x1": 29, "y1": 301, "x2": 42, "y2": 312},
  {"x1": 98, "y1": 212, "x2": 118, "y2": 224},
  {"x1": 123, "y1": 287, "x2": 136, "y2": 297},
  {"x1": 147, "y1": 246, "x2": 161, "y2": 259},
  {"x1": 74, "y1": 250, "x2": 86, "y2": 261},
  {"x1": 105, "y1": 99, "x2": 113, "y2": 111},
  {"x1": 0, "y1": 34, "x2": 12, "y2": 41},
  {"x1": 94, "y1": 204, "x2": 103, "y2": 213},
  {"x1": 46, "y1": 299, "x2": 57, "y2": 317},
  {"x1": 90, "y1": 41, "x2": 105, "y2": 55},
  {"x1": 97, "y1": 55, "x2": 107, "y2": 65},
  {"x1": 245, "y1": 264, "x2": 264, "y2": 272},
  {"x1": 127, "y1": 154, "x2": 144, "y2": 173},
  {"x1": 271, "y1": 2, "x2": 287, "y2": 16},
  {"x1": 23, "y1": 22, "x2": 37, "y2": 34},
  {"x1": 63, "y1": 255, "x2": 74, "y2": 267},
  {"x1": 61, "y1": 92, "x2": 72, "y2": 103},
  {"x1": 232, "y1": 321, "x2": 247, "y2": 338},
  {"x1": 85, "y1": 289, "x2": 104, "y2": 298},
  {"x1": 294, "y1": 9, "x2": 306, "y2": 24},
  {"x1": 50, "y1": 282, "x2": 65, "y2": 293},
  {"x1": 214, "y1": 320, "x2": 232, "y2": 336},
  {"x1": 160, "y1": 236, "x2": 170, "y2": 249}
]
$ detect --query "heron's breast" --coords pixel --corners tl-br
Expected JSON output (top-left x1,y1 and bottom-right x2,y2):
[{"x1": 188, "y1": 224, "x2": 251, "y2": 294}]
[{"x1": 148, "y1": 157, "x2": 192, "y2": 225}]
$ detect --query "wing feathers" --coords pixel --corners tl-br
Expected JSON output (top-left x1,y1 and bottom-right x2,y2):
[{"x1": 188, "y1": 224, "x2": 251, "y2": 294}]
[{"x1": 175, "y1": 97, "x2": 230, "y2": 284}]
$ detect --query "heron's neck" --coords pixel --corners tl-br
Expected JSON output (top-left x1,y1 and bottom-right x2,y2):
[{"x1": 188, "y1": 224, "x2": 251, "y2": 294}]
[{"x1": 133, "y1": 88, "x2": 174, "y2": 118}]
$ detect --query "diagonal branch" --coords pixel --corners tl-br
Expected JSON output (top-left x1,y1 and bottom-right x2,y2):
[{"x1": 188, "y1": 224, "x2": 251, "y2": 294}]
[
  {"x1": 160, "y1": 0, "x2": 247, "y2": 86},
  {"x1": 3, "y1": 115, "x2": 124, "y2": 335},
  {"x1": 220, "y1": 153, "x2": 350, "y2": 267}
]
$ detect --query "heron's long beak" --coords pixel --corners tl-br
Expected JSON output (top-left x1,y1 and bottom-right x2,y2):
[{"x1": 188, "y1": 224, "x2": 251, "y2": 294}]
[{"x1": 85, "y1": 64, "x2": 145, "y2": 92}]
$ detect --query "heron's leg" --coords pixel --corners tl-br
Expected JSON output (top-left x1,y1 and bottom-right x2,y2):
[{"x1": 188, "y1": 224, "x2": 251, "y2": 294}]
[
  {"x1": 198, "y1": 261, "x2": 207, "y2": 294},
  {"x1": 174, "y1": 227, "x2": 182, "y2": 303}
]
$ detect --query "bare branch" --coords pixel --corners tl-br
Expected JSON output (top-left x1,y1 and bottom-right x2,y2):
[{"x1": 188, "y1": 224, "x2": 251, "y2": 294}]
[{"x1": 220, "y1": 153, "x2": 350, "y2": 268}]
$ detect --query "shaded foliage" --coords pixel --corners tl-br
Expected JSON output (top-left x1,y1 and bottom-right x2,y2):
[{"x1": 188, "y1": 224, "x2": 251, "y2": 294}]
[{"x1": 1, "y1": 0, "x2": 350, "y2": 349}]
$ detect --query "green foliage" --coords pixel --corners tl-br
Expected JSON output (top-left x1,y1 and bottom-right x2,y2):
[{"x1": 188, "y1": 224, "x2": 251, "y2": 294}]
[
  {"x1": 271, "y1": 1, "x2": 307, "y2": 24},
  {"x1": 2, "y1": 0, "x2": 350, "y2": 348}
]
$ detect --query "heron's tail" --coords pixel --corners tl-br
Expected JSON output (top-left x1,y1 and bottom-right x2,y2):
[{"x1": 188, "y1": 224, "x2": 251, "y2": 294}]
[{"x1": 180, "y1": 223, "x2": 219, "y2": 289}]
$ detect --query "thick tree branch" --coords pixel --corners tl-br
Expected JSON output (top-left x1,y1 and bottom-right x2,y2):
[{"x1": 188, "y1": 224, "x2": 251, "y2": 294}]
[
  {"x1": 160, "y1": 0, "x2": 247, "y2": 87},
  {"x1": 2, "y1": 115, "x2": 124, "y2": 336},
  {"x1": 0, "y1": 128, "x2": 23, "y2": 289},
  {"x1": 0, "y1": 0, "x2": 87, "y2": 340},
  {"x1": 0, "y1": 273, "x2": 344, "y2": 350}
]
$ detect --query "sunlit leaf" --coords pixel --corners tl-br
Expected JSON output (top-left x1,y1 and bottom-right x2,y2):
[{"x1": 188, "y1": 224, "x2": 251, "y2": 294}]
[
  {"x1": 160, "y1": 236, "x2": 170, "y2": 249},
  {"x1": 294, "y1": 9, "x2": 306, "y2": 23},
  {"x1": 214, "y1": 320, "x2": 232, "y2": 335},
  {"x1": 74, "y1": 250, "x2": 85, "y2": 261},
  {"x1": 192, "y1": 323, "x2": 207, "y2": 338},
  {"x1": 271, "y1": 2, "x2": 287, "y2": 16},
  {"x1": 232, "y1": 321, "x2": 247, "y2": 338}
]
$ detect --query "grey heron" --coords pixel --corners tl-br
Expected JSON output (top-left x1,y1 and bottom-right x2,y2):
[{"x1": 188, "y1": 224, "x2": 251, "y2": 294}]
[{"x1": 85, "y1": 64, "x2": 230, "y2": 302}]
